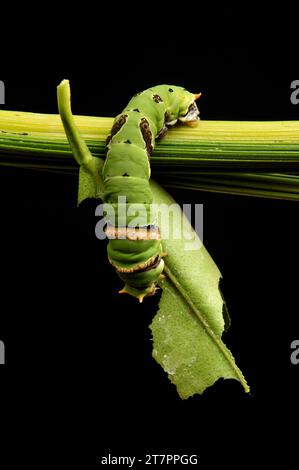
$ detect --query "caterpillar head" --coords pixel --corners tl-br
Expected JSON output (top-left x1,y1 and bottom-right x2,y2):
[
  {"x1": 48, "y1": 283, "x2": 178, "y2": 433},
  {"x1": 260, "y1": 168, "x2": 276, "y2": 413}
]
[
  {"x1": 165, "y1": 86, "x2": 201, "y2": 126},
  {"x1": 178, "y1": 92, "x2": 201, "y2": 125}
]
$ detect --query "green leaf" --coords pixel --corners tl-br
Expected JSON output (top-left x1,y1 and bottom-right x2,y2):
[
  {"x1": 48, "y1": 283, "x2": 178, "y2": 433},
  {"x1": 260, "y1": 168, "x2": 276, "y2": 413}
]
[{"x1": 150, "y1": 181, "x2": 249, "y2": 399}]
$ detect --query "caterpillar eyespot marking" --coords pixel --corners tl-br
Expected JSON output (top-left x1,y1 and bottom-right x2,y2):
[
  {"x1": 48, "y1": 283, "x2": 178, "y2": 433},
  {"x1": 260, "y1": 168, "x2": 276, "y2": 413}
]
[
  {"x1": 139, "y1": 117, "x2": 153, "y2": 156},
  {"x1": 103, "y1": 85, "x2": 201, "y2": 301},
  {"x1": 106, "y1": 113, "x2": 128, "y2": 146},
  {"x1": 153, "y1": 94, "x2": 163, "y2": 103}
]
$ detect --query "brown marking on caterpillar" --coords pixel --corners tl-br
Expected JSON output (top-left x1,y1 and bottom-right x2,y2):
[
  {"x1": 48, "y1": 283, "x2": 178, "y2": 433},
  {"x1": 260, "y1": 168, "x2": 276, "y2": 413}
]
[
  {"x1": 134, "y1": 255, "x2": 161, "y2": 273},
  {"x1": 168, "y1": 88, "x2": 174, "y2": 93},
  {"x1": 156, "y1": 124, "x2": 168, "y2": 140},
  {"x1": 164, "y1": 111, "x2": 170, "y2": 122},
  {"x1": 109, "y1": 253, "x2": 161, "y2": 274},
  {"x1": 156, "y1": 111, "x2": 170, "y2": 139},
  {"x1": 139, "y1": 117, "x2": 153, "y2": 156},
  {"x1": 179, "y1": 101, "x2": 200, "y2": 124},
  {"x1": 185, "y1": 102, "x2": 198, "y2": 115},
  {"x1": 105, "y1": 225, "x2": 160, "y2": 241},
  {"x1": 152, "y1": 94, "x2": 163, "y2": 103},
  {"x1": 106, "y1": 114, "x2": 128, "y2": 146},
  {"x1": 133, "y1": 108, "x2": 140, "y2": 112}
]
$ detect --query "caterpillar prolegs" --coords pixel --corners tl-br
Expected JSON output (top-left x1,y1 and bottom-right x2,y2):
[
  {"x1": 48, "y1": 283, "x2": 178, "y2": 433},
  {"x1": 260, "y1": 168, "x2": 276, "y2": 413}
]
[{"x1": 103, "y1": 85, "x2": 201, "y2": 302}]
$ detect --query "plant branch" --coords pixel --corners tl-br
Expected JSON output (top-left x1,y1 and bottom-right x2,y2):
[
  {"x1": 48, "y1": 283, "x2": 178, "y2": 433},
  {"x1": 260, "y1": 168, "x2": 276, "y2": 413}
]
[{"x1": 57, "y1": 79, "x2": 102, "y2": 193}]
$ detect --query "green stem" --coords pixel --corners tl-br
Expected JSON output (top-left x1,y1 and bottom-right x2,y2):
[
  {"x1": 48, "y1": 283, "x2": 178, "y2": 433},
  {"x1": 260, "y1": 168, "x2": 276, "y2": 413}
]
[
  {"x1": 57, "y1": 79, "x2": 102, "y2": 193},
  {"x1": 1, "y1": 107, "x2": 299, "y2": 200}
]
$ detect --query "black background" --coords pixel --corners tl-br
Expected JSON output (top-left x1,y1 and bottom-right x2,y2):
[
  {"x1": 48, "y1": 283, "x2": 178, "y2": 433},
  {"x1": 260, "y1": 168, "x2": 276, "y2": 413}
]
[{"x1": 0, "y1": 42, "x2": 298, "y2": 467}]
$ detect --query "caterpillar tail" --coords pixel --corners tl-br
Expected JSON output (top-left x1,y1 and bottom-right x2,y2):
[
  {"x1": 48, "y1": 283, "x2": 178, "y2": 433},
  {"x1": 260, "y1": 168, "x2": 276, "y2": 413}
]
[
  {"x1": 116, "y1": 258, "x2": 165, "y2": 302},
  {"x1": 119, "y1": 273, "x2": 166, "y2": 303},
  {"x1": 119, "y1": 284, "x2": 156, "y2": 303}
]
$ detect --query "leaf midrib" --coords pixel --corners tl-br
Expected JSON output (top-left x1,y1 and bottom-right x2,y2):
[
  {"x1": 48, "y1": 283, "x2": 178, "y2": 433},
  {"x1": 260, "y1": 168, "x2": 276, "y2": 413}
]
[{"x1": 163, "y1": 264, "x2": 250, "y2": 392}]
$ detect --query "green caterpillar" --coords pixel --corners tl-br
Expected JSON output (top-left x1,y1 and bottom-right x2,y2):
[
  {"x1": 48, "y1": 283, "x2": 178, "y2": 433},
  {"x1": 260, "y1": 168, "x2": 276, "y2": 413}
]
[{"x1": 103, "y1": 85, "x2": 201, "y2": 302}]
